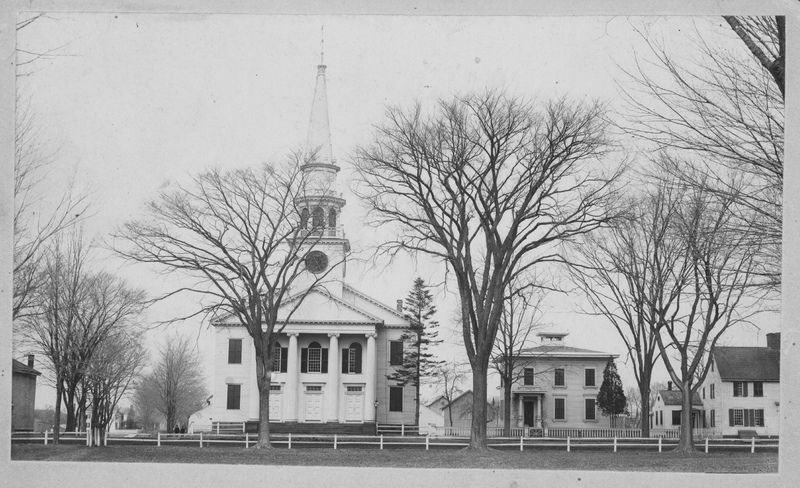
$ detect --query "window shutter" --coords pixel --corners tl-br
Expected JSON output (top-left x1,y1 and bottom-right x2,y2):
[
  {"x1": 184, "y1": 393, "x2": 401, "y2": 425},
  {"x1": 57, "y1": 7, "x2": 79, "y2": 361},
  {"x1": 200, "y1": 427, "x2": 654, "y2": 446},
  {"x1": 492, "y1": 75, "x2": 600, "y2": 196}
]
[
  {"x1": 301, "y1": 348, "x2": 308, "y2": 373},
  {"x1": 280, "y1": 348, "x2": 288, "y2": 373},
  {"x1": 321, "y1": 349, "x2": 329, "y2": 373},
  {"x1": 342, "y1": 349, "x2": 349, "y2": 373},
  {"x1": 355, "y1": 346, "x2": 363, "y2": 374},
  {"x1": 729, "y1": 409, "x2": 734, "y2": 427},
  {"x1": 743, "y1": 382, "x2": 748, "y2": 397},
  {"x1": 748, "y1": 409, "x2": 755, "y2": 427}
]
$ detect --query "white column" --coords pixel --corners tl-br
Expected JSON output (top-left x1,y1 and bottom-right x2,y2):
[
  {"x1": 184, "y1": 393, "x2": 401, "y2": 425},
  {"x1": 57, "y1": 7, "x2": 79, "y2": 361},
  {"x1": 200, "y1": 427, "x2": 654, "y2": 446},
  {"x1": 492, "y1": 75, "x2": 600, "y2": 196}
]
[
  {"x1": 536, "y1": 396, "x2": 542, "y2": 428},
  {"x1": 327, "y1": 333, "x2": 340, "y2": 422},
  {"x1": 285, "y1": 333, "x2": 300, "y2": 422},
  {"x1": 518, "y1": 395, "x2": 524, "y2": 428},
  {"x1": 364, "y1": 333, "x2": 377, "y2": 422}
]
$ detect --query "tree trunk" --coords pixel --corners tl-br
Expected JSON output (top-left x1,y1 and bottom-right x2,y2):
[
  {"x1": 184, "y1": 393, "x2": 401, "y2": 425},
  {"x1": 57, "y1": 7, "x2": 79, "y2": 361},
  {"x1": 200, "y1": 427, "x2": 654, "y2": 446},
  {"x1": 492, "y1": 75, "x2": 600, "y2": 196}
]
[
  {"x1": 468, "y1": 362, "x2": 489, "y2": 450},
  {"x1": 254, "y1": 341, "x2": 273, "y2": 448},
  {"x1": 53, "y1": 377, "x2": 63, "y2": 444},
  {"x1": 674, "y1": 380, "x2": 696, "y2": 453},
  {"x1": 503, "y1": 376, "x2": 512, "y2": 437},
  {"x1": 64, "y1": 385, "x2": 76, "y2": 432},
  {"x1": 640, "y1": 376, "x2": 651, "y2": 438}
]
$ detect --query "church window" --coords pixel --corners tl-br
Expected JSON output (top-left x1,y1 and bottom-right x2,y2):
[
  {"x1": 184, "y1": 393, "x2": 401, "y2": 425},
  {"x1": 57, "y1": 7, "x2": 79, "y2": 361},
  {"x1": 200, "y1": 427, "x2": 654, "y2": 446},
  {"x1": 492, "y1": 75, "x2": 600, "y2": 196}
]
[
  {"x1": 342, "y1": 342, "x2": 362, "y2": 374},
  {"x1": 301, "y1": 341, "x2": 328, "y2": 374},
  {"x1": 312, "y1": 207, "x2": 325, "y2": 229},
  {"x1": 228, "y1": 339, "x2": 242, "y2": 364},
  {"x1": 226, "y1": 384, "x2": 241, "y2": 410},
  {"x1": 300, "y1": 208, "x2": 309, "y2": 230},
  {"x1": 329, "y1": 208, "x2": 337, "y2": 228},
  {"x1": 389, "y1": 341, "x2": 404, "y2": 366},
  {"x1": 272, "y1": 342, "x2": 288, "y2": 373},
  {"x1": 389, "y1": 386, "x2": 404, "y2": 412}
]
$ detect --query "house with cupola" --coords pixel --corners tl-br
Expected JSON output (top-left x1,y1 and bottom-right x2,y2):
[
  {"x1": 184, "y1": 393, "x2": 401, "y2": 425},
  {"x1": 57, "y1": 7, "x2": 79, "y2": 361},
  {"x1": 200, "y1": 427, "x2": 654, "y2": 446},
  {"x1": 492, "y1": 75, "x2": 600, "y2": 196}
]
[{"x1": 208, "y1": 53, "x2": 415, "y2": 432}]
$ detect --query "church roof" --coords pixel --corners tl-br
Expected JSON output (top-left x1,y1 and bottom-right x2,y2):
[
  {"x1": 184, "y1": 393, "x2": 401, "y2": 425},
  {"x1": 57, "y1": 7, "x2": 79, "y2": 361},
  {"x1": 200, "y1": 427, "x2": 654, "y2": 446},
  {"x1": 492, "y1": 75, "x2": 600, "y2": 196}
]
[
  {"x1": 305, "y1": 58, "x2": 335, "y2": 167},
  {"x1": 515, "y1": 344, "x2": 618, "y2": 359}
]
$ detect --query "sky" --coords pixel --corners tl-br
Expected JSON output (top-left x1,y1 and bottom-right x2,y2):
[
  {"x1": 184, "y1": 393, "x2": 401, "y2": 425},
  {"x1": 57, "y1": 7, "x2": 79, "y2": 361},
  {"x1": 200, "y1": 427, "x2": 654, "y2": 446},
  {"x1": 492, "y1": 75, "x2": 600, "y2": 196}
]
[{"x1": 13, "y1": 13, "x2": 780, "y2": 409}]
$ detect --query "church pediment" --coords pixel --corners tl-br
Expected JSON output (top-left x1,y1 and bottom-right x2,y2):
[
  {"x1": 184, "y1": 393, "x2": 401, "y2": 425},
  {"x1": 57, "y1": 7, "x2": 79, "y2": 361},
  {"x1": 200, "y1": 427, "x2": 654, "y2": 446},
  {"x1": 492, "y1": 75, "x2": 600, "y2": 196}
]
[{"x1": 276, "y1": 288, "x2": 382, "y2": 325}]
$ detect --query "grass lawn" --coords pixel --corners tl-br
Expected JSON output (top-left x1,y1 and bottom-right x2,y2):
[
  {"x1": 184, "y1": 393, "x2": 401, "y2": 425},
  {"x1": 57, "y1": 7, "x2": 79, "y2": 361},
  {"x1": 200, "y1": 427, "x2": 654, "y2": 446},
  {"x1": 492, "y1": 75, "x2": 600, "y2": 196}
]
[{"x1": 10, "y1": 444, "x2": 778, "y2": 473}]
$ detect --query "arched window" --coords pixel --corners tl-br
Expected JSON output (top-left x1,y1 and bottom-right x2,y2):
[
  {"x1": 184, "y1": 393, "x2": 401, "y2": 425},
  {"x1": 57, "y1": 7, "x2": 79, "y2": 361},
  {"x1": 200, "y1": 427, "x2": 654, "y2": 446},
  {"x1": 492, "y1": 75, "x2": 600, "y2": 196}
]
[
  {"x1": 328, "y1": 208, "x2": 337, "y2": 228},
  {"x1": 301, "y1": 341, "x2": 327, "y2": 373},
  {"x1": 272, "y1": 342, "x2": 287, "y2": 373},
  {"x1": 312, "y1": 207, "x2": 325, "y2": 229},
  {"x1": 342, "y1": 342, "x2": 362, "y2": 374},
  {"x1": 300, "y1": 208, "x2": 309, "y2": 230}
]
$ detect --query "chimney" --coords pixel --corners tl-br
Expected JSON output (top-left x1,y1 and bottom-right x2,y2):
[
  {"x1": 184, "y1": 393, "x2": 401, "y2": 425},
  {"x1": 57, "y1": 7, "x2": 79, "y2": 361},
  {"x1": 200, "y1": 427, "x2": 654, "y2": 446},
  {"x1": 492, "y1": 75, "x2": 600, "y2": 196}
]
[
  {"x1": 667, "y1": 381, "x2": 672, "y2": 391},
  {"x1": 766, "y1": 333, "x2": 780, "y2": 350},
  {"x1": 27, "y1": 354, "x2": 34, "y2": 368},
  {"x1": 396, "y1": 300, "x2": 403, "y2": 312}
]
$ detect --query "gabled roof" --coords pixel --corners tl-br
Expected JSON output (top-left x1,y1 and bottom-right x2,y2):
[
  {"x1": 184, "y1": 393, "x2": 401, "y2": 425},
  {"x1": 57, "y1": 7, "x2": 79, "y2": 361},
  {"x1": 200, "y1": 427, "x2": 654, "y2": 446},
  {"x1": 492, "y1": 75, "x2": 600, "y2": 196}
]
[
  {"x1": 12, "y1": 359, "x2": 41, "y2": 376},
  {"x1": 658, "y1": 390, "x2": 702, "y2": 406},
  {"x1": 713, "y1": 347, "x2": 780, "y2": 382},
  {"x1": 442, "y1": 390, "x2": 473, "y2": 410},
  {"x1": 342, "y1": 283, "x2": 407, "y2": 321}
]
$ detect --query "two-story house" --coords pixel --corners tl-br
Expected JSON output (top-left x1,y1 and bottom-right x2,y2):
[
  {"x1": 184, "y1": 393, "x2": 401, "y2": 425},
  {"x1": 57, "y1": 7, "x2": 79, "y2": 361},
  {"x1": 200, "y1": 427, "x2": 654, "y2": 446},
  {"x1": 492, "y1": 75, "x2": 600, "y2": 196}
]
[
  {"x1": 12, "y1": 355, "x2": 41, "y2": 432},
  {"x1": 504, "y1": 332, "x2": 618, "y2": 431},
  {"x1": 696, "y1": 333, "x2": 781, "y2": 437},
  {"x1": 209, "y1": 57, "x2": 415, "y2": 433}
]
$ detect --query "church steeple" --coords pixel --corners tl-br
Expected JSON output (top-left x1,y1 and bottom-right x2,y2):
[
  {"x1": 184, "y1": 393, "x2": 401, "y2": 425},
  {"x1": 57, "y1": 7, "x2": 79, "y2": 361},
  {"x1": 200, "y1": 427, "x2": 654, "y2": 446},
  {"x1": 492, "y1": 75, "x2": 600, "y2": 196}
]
[{"x1": 305, "y1": 50, "x2": 335, "y2": 167}]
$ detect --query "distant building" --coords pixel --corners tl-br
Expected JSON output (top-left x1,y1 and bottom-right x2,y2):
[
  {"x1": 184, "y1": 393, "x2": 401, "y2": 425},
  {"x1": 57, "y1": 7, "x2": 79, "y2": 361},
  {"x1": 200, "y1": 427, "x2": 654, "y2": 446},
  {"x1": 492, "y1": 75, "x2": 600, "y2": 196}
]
[
  {"x1": 438, "y1": 390, "x2": 500, "y2": 429},
  {"x1": 12, "y1": 355, "x2": 41, "y2": 432},
  {"x1": 651, "y1": 384, "x2": 704, "y2": 430},
  {"x1": 499, "y1": 332, "x2": 618, "y2": 430}
]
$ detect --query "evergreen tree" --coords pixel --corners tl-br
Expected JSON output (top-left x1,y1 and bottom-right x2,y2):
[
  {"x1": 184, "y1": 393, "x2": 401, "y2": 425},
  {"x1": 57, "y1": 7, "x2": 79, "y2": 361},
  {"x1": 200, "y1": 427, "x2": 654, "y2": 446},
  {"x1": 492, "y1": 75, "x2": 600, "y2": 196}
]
[
  {"x1": 596, "y1": 359, "x2": 627, "y2": 428},
  {"x1": 387, "y1": 278, "x2": 444, "y2": 426}
]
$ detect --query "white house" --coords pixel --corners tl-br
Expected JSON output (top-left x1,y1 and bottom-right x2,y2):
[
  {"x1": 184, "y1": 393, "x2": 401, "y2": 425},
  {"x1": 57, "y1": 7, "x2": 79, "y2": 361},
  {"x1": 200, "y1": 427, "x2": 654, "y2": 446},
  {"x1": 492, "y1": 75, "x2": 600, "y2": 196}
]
[
  {"x1": 208, "y1": 56, "x2": 416, "y2": 432},
  {"x1": 651, "y1": 385, "x2": 704, "y2": 430},
  {"x1": 696, "y1": 333, "x2": 781, "y2": 436}
]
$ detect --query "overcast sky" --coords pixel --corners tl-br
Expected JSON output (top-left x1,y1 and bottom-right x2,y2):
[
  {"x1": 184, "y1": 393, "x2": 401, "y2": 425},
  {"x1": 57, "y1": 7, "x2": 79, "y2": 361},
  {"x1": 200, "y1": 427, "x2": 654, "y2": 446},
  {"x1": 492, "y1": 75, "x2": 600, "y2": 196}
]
[{"x1": 14, "y1": 14, "x2": 780, "y2": 408}]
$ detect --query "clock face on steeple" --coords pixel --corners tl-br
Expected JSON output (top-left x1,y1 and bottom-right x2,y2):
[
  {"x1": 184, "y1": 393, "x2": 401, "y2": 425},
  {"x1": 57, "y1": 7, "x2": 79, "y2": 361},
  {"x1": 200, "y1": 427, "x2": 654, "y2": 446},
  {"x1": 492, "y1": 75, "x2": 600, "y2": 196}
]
[{"x1": 305, "y1": 250, "x2": 329, "y2": 274}]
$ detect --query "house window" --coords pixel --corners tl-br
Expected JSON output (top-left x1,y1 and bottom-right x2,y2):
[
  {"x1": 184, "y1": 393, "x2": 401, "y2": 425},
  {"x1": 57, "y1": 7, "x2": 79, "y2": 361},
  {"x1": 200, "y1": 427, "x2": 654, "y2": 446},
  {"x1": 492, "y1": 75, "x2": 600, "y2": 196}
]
[
  {"x1": 710, "y1": 384, "x2": 715, "y2": 399},
  {"x1": 226, "y1": 384, "x2": 241, "y2": 410},
  {"x1": 754, "y1": 409, "x2": 764, "y2": 427},
  {"x1": 389, "y1": 386, "x2": 403, "y2": 412},
  {"x1": 585, "y1": 399, "x2": 596, "y2": 421},
  {"x1": 730, "y1": 409, "x2": 765, "y2": 427},
  {"x1": 301, "y1": 342, "x2": 328, "y2": 374},
  {"x1": 554, "y1": 398, "x2": 565, "y2": 420},
  {"x1": 270, "y1": 384, "x2": 281, "y2": 391},
  {"x1": 702, "y1": 387, "x2": 705, "y2": 400},
  {"x1": 753, "y1": 382, "x2": 764, "y2": 397},
  {"x1": 272, "y1": 343, "x2": 288, "y2": 373},
  {"x1": 732, "y1": 409, "x2": 744, "y2": 426},
  {"x1": 659, "y1": 411, "x2": 663, "y2": 425},
  {"x1": 228, "y1": 339, "x2": 243, "y2": 364},
  {"x1": 389, "y1": 341, "x2": 404, "y2": 366},
  {"x1": 523, "y1": 368, "x2": 535, "y2": 386},
  {"x1": 584, "y1": 368, "x2": 596, "y2": 387},
  {"x1": 672, "y1": 410, "x2": 681, "y2": 425},
  {"x1": 554, "y1": 368, "x2": 565, "y2": 386},
  {"x1": 733, "y1": 381, "x2": 748, "y2": 397},
  {"x1": 343, "y1": 342, "x2": 363, "y2": 374},
  {"x1": 710, "y1": 410, "x2": 715, "y2": 428}
]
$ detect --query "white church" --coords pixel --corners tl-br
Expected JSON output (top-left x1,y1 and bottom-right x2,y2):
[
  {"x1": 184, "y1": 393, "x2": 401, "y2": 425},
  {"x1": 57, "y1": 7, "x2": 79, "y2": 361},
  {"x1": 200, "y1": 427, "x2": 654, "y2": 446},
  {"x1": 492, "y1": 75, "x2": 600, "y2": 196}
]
[{"x1": 206, "y1": 56, "x2": 416, "y2": 432}]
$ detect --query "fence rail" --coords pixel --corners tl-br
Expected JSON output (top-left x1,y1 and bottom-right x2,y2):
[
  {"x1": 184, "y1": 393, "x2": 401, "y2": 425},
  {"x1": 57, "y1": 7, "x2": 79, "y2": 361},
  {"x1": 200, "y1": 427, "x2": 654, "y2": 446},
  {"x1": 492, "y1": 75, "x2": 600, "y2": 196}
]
[{"x1": 12, "y1": 431, "x2": 778, "y2": 454}]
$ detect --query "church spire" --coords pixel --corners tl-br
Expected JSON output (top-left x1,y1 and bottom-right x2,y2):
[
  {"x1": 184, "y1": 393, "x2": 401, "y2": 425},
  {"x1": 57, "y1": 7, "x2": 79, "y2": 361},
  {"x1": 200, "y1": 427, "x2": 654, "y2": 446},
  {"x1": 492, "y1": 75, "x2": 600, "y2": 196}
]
[{"x1": 305, "y1": 34, "x2": 335, "y2": 167}]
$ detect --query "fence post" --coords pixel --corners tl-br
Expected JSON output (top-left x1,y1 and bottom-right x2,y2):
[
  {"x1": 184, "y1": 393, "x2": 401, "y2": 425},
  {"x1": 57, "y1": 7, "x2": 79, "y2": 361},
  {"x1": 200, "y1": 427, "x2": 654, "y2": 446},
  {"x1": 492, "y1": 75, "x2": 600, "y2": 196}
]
[
  {"x1": 658, "y1": 436, "x2": 662, "y2": 453},
  {"x1": 334, "y1": 434, "x2": 338, "y2": 450},
  {"x1": 380, "y1": 434, "x2": 383, "y2": 450},
  {"x1": 200, "y1": 432, "x2": 203, "y2": 448},
  {"x1": 246, "y1": 433, "x2": 249, "y2": 449},
  {"x1": 705, "y1": 437, "x2": 709, "y2": 454},
  {"x1": 216, "y1": 423, "x2": 219, "y2": 435},
  {"x1": 44, "y1": 430, "x2": 48, "y2": 445},
  {"x1": 751, "y1": 437, "x2": 755, "y2": 454},
  {"x1": 242, "y1": 421, "x2": 245, "y2": 433},
  {"x1": 520, "y1": 435, "x2": 524, "y2": 452},
  {"x1": 401, "y1": 424, "x2": 405, "y2": 437},
  {"x1": 614, "y1": 436, "x2": 617, "y2": 453},
  {"x1": 288, "y1": 433, "x2": 292, "y2": 450},
  {"x1": 426, "y1": 433, "x2": 430, "y2": 450},
  {"x1": 157, "y1": 431, "x2": 161, "y2": 447},
  {"x1": 567, "y1": 436, "x2": 570, "y2": 452}
]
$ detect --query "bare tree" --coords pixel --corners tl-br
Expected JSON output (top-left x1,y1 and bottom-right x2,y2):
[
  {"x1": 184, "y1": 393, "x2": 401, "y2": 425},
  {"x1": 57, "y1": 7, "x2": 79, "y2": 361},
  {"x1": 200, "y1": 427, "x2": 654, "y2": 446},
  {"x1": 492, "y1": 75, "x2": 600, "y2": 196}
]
[
  {"x1": 431, "y1": 360, "x2": 470, "y2": 428},
  {"x1": 568, "y1": 182, "x2": 685, "y2": 438},
  {"x1": 354, "y1": 90, "x2": 621, "y2": 449},
  {"x1": 618, "y1": 18, "x2": 783, "y2": 294},
  {"x1": 652, "y1": 163, "x2": 764, "y2": 453},
  {"x1": 114, "y1": 158, "x2": 344, "y2": 448},
  {"x1": 18, "y1": 230, "x2": 146, "y2": 443},
  {"x1": 136, "y1": 334, "x2": 209, "y2": 432},
  {"x1": 491, "y1": 281, "x2": 545, "y2": 436},
  {"x1": 85, "y1": 330, "x2": 147, "y2": 446}
]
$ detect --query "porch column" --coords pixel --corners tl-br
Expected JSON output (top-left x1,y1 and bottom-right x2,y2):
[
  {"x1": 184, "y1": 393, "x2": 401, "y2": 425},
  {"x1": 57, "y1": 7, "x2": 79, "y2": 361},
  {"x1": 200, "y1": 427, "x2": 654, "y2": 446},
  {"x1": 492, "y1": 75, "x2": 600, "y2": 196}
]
[
  {"x1": 518, "y1": 395, "x2": 524, "y2": 428},
  {"x1": 536, "y1": 396, "x2": 542, "y2": 428},
  {"x1": 285, "y1": 333, "x2": 300, "y2": 422},
  {"x1": 364, "y1": 333, "x2": 377, "y2": 422},
  {"x1": 327, "y1": 333, "x2": 340, "y2": 422}
]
